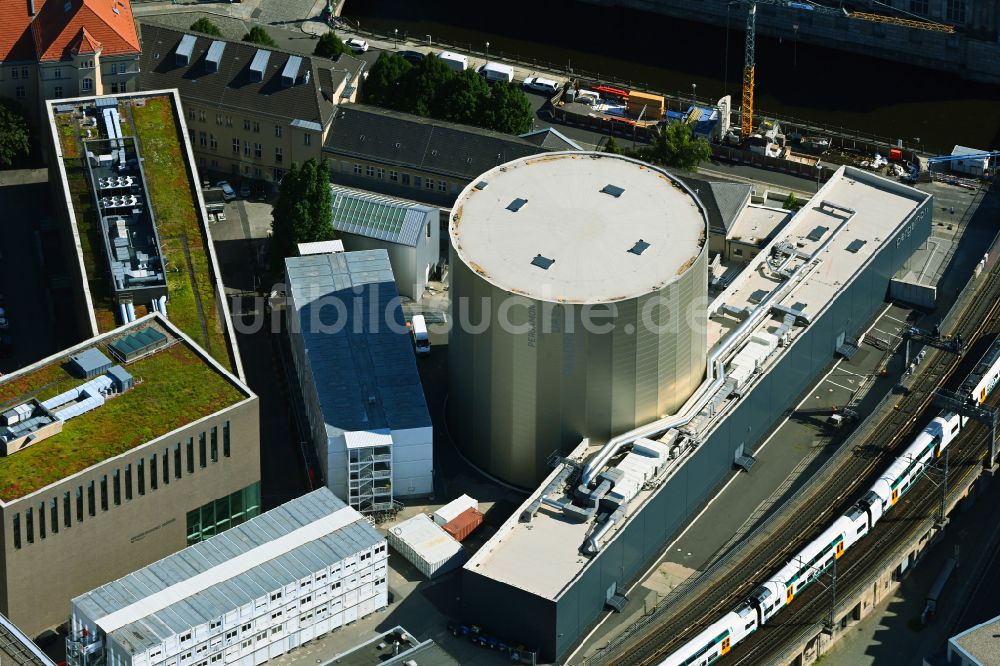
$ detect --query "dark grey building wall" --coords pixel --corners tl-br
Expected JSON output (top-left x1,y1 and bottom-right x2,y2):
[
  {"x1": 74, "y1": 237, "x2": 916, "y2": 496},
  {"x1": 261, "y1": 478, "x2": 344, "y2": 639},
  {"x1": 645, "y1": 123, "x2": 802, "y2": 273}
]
[
  {"x1": 463, "y1": 193, "x2": 932, "y2": 662},
  {"x1": 461, "y1": 569, "x2": 556, "y2": 657}
]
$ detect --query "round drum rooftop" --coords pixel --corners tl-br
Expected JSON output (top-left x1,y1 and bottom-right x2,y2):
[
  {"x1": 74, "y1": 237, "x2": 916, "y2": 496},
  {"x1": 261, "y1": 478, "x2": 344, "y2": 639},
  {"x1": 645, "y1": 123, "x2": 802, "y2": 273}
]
[{"x1": 450, "y1": 152, "x2": 707, "y2": 303}]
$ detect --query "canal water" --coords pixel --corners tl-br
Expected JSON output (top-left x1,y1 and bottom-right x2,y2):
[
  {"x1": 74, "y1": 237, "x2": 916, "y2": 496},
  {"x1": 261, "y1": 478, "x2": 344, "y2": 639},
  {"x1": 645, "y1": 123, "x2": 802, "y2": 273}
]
[{"x1": 345, "y1": 0, "x2": 1000, "y2": 154}]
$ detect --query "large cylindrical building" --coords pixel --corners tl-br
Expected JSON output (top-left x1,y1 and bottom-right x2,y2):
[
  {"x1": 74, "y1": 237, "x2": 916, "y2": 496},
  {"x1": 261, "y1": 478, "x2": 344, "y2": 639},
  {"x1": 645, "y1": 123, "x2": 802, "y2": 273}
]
[{"x1": 448, "y1": 152, "x2": 709, "y2": 487}]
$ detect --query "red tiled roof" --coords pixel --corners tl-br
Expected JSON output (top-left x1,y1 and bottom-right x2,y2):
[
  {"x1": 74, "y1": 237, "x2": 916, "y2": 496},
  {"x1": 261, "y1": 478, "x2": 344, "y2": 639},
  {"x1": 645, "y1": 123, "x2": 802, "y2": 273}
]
[
  {"x1": 69, "y1": 26, "x2": 101, "y2": 54},
  {"x1": 0, "y1": 2, "x2": 39, "y2": 61},
  {"x1": 0, "y1": 0, "x2": 139, "y2": 62}
]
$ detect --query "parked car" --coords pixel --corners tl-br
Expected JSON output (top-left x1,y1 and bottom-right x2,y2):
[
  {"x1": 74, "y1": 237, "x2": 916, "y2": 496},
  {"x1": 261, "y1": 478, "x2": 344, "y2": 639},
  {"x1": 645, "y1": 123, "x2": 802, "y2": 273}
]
[
  {"x1": 346, "y1": 38, "x2": 369, "y2": 54},
  {"x1": 522, "y1": 75, "x2": 560, "y2": 96},
  {"x1": 216, "y1": 181, "x2": 237, "y2": 201},
  {"x1": 0, "y1": 316, "x2": 9, "y2": 330},
  {"x1": 239, "y1": 181, "x2": 251, "y2": 198},
  {"x1": 399, "y1": 50, "x2": 424, "y2": 65}
]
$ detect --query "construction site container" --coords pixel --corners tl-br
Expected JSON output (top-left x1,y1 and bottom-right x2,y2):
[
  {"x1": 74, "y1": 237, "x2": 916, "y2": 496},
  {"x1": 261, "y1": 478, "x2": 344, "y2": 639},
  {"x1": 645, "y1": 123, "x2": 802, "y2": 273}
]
[
  {"x1": 442, "y1": 508, "x2": 484, "y2": 542},
  {"x1": 626, "y1": 91, "x2": 664, "y2": 119},
  {"x1": 432, "y1": 494, "x2": 479, "y2": 525},
  {"x1": 889, "y1": 148, "x2": 903, "y2": 161},
  {"x1": 387, "y1": 514, "x2": 465, "y2": 579}
]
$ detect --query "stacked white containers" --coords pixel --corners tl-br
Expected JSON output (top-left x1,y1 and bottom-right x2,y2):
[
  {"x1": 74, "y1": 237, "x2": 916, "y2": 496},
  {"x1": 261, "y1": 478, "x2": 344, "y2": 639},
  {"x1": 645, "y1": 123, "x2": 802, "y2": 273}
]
[
  {"x1": 387, "y1": 514, "x2": 465, "y2": 579},
  {"x1": 68, "y1": 490, "x2": 388, "y2": 666},
  {"x1": 431, "y1": 495, "x2": 479, "y2": 526}
]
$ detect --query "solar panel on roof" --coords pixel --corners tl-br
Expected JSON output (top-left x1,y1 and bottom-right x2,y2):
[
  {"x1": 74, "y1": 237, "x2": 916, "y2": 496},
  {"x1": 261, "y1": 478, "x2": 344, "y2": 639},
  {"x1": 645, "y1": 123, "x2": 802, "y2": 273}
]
[
  {"x1": 250, "y1": 49, "x2": 271, "y2": 81},
  {"x1": 205, "y1": 40, "x2": 226, "y2": 73}
]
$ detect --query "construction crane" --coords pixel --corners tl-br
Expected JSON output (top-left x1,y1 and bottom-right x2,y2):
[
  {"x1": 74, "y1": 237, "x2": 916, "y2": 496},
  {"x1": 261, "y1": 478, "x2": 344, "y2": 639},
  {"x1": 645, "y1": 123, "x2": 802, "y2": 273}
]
[{"x1": 732, "y1": 0, "x2": 955, "y2": 139}]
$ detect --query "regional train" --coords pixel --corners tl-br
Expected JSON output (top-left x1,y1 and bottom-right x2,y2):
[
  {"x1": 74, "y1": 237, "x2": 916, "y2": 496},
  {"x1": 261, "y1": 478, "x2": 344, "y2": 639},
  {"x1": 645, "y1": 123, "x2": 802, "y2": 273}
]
[{"x1": 661, "y1": 337, "x2": 1000, "y2": 666}]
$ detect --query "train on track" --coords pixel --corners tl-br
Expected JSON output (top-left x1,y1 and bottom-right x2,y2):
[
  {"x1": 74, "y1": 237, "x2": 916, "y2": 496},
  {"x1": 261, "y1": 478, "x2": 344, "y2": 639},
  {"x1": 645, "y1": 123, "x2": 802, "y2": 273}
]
[{"x1": 661, "y1": 336, "x2": 1000, "y2": 666}]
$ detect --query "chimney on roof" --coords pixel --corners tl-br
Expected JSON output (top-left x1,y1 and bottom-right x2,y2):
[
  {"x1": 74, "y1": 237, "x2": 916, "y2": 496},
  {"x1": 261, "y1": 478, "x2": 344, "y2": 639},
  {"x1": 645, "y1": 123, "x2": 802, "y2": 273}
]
[{"x1": 28, "y1": 0, "x2": 36, "y2": 16}]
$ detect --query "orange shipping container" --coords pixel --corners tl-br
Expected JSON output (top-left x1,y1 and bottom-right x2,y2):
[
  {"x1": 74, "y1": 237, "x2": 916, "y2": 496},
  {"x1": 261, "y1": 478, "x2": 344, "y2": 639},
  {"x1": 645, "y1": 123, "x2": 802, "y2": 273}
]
[
  {"x1": 442, "y1": 508, "x2": 484, "y2": 542},
  {"x1": 627, "y1": 91, "x2": 664, "y2": 119}
]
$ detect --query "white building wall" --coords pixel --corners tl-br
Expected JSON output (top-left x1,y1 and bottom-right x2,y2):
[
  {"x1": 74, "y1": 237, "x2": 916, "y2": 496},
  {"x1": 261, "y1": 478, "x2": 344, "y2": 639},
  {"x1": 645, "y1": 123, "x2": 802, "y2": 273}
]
[
  {"x1": 390, "y1": 426, "x2": 433, "y2": 497},
  {"x1": 76, "y1": 544, "x2": 389, "y2": 666}
]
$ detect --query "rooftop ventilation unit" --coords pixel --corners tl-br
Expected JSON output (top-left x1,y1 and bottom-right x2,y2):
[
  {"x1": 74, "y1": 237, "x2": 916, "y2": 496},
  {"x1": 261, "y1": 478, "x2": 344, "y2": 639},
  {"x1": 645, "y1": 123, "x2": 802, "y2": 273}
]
[
  {"x1": 175, "y1": 34, "x2": 196, "y2": 67},
  {"x1": 531, "y1": 254, "x2": 555, "y2": 270},
  {"x1": 281, "y1": 55, "x2": 302, "y2": 86},
  {"x1": 506, "y1": 198, "x2": 528, "y2": 212},
  {"x1": 250, "y1": 49, "x2": 271, "y2": 82},
  {"x1": 205, "y1": 40, "x2": 226, "y2": 73},
  {"x1": 628, "y1": 239, "x2": 650, "y2": 255},
  {"x1": 601, "y1": 184, "x2": 625, "y2": 198}
]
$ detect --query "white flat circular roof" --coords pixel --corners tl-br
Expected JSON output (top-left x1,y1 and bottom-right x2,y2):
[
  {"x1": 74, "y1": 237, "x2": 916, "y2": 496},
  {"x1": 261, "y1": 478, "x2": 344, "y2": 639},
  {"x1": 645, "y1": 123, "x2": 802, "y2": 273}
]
[{"x1": 451, "y1": 152, "x2": 707, "y2": 304}]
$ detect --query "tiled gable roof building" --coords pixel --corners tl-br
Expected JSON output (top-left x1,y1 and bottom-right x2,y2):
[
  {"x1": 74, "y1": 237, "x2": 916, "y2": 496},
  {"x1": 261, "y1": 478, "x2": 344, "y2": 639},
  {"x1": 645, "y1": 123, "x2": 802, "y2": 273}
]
[{"x1": 0, "y1": 0, "x2": 141, "y2": 118}]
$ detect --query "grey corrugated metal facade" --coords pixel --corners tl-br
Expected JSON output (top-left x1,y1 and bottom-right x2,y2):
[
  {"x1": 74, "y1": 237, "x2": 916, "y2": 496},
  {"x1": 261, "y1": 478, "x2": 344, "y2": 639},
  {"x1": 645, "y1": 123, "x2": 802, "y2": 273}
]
[
  {"x1": 448, "y1": 154, "x2": 710, "y2": 489},
  {"x1": 461, "y1": 191, "x2": 933, "y2": 661}
]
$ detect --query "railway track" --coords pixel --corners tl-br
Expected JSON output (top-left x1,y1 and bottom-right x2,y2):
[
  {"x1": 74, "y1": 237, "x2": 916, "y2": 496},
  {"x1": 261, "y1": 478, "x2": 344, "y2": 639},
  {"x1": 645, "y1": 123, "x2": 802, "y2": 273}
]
[
  {"x1": 726, "y1": 417, "x2": 996, "y2": 665},
  {"x1": 595, "y1": 252, "x2": 1000, "y2": 666}
]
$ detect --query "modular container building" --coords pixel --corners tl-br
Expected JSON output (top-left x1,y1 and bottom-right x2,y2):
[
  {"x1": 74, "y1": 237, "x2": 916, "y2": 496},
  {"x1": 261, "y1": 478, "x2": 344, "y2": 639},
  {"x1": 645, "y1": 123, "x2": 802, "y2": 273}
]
[
  {"x1": 67, "y1": 488, "x2": 387, "y2": 666},
  {"x1": 387, "y1": 514, "x2": 465, "y2": 579},
  {"x1": 461, "y1": 166, "x2": 934, "y2": 661}
]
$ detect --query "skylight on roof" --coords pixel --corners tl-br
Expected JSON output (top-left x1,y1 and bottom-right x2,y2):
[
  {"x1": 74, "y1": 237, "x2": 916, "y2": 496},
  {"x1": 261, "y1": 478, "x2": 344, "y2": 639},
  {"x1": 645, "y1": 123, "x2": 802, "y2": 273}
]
[
  {"x1": 601, "y1": 184, "x2": 625, "y2": 198},
  {"x1": 531, "y1": 254, "x2": 555, "y2": 270},
  {"x1": 845, "y1": 239, "x2": 867, "y2": 254},
  {"x1": 806, "y1": 225, "x2": 829, "y2": 242},
  {"x1": 507, "y1": 198, "x2": 528, "y2": 212},
  {"x1": 474, "y1": 180, "x2": 489, "y2": 191},
  {"x1": 628, "y1": 239, "x2": 650, "y2": 255}
]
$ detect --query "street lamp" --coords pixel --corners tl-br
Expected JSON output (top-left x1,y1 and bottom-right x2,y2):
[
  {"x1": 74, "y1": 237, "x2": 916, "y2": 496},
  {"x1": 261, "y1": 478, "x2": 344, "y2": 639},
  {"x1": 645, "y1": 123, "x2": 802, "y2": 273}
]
[
  {"x1": 816, "y1": 162, "x2": 824, "y2": 192},
  {"x1": 485, "y1": 41, "x2": 490, "y2": 59},
  {"x1": 394, "y1": 28, "x2": 398, "y2": 49},
  {"x1": 692, "y1": 83, "x2": 697, "y2": 108}
]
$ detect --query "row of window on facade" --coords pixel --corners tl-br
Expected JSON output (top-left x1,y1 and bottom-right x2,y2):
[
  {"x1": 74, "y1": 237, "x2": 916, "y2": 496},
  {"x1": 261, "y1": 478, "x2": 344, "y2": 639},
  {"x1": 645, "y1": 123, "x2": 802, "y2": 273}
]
[
  {"x1": 185, "y1": 482, "x2": 261, "y2": 545},
  {"x1": 345, "y1": 162, "x2": 456, "y2": 194},
  {"x1": 10, "y1": 422, "x2": 231, "y2": 549},
  {"x1": 187, "y1": 109, "x2": 312, "y2": 143},
  {"x1": 149, "y1": 576, "x2": 387, "y2": 666},
  {"x1": 134, "y1": 546, "x2": 387, "y2": 665}
]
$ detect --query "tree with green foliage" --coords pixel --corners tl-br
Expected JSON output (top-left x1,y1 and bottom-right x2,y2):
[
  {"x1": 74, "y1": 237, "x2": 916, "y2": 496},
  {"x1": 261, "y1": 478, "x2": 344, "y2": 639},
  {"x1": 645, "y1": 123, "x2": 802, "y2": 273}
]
[
  {"x1": 313, "y1": 31, "x2": 352, "y2": 59},
  {"x1": 270, "y1": 159, "x2": 335, "y2": 273},
  {"x1": 641, "y1": 122, "x2": 712, "y2": 171},
  {"x1": 434, "y1": 69, "x2": 489, "y2": 126},
  {"x1": 0, "y1": 98, "x2": 30, "y2": 168},
  {"x1": 242, "y1": 26, "x2": 278, "y2": 48},
  {"x1": 189, "y1": 18, "x2": 222, "y2": 37},
  {"x1": 603, "y1": 136, "x2": 623, "y2": 154},
  {"x1": 399, "y1": 54, "x2": 453, "y2": 118},
  {"x1": 783, "y1": 191, "x2": 800, "y2": 210},
  {"x1": 363, "y1": 53, "x2": 413, "y2": 109},
  {"x1": 481, "y1": 81, "x2": 533, "y2": 134}
]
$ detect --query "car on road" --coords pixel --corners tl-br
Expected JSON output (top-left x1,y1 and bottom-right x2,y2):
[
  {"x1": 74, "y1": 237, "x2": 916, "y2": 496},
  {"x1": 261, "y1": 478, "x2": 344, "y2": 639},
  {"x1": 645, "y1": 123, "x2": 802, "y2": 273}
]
[
  {"x1": 346, "y1": 38, "x2": 369, "y2": 54},
  {"x1": 239, "y1": 181, "x2": 251, "y2": 198},
  {"x1": 522, "y1": 76, "x2": 560, "y2": 96},
  {"x1": 216, "y1": 181, "x2": 237, "y2": 201},
  {"x1": 399, "y1": 50, "x2": 424, "y2": 65}
]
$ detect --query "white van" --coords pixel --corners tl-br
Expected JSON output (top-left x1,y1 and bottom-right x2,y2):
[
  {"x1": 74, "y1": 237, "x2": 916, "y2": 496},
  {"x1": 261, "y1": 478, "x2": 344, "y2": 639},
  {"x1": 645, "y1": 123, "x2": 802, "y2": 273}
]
[
  {"x1": 411, "y1": 315, "x2": 431, "y2": 356},
  {"x1": 437, "y1": 51, "x2": 469, "y2": 72},
  {"x1": 478, "y1": 62, "x2": 514, "y2": 84}
]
